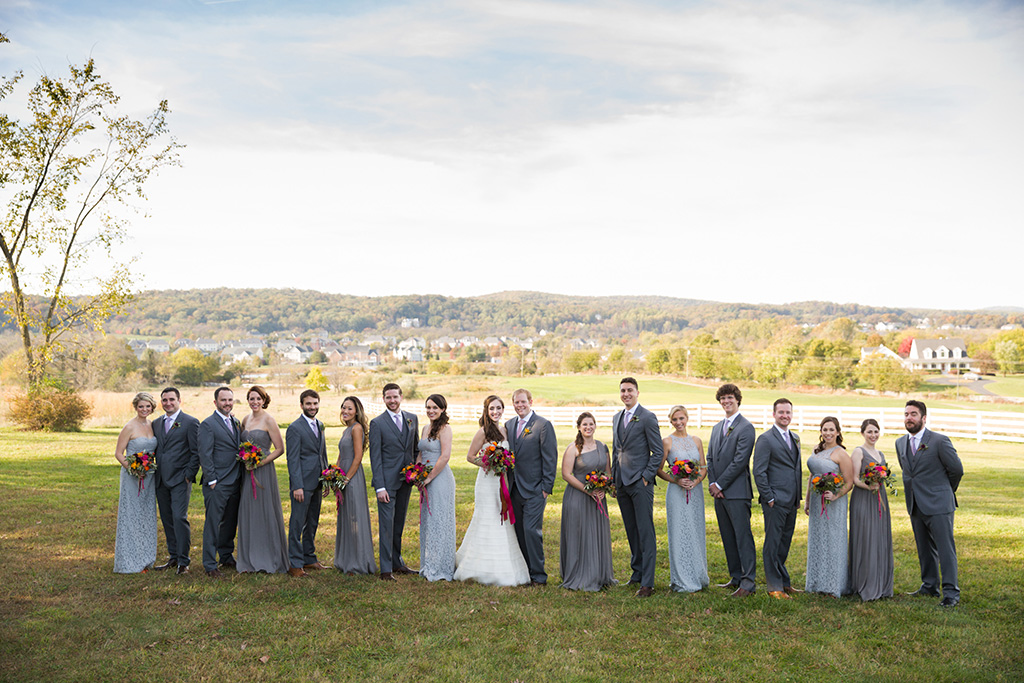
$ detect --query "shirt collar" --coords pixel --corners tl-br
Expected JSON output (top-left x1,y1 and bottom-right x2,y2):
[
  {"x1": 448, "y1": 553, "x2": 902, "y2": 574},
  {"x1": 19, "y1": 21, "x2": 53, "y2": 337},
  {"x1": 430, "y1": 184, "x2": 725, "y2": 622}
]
[
  {"x1": 519, "y1": 410, "x2": 534, "y2": 425},
  {"x1": 304, "y1": 414, "x2": 318, "y2": 428},
  {"x1": 387, "y1": 408, "x2": 403, "y2": 421},
  {"x1": 164, "y1": 410, "x2": 181, "y2": 423},
  {"x1": 774, "y1": 424, "x2": 789, "y2": 437}
]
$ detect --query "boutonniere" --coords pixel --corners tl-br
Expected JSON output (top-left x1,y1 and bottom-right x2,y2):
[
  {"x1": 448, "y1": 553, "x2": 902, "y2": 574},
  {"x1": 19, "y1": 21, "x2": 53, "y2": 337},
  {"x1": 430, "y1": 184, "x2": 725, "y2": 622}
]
[
  {"x1": 725, "y1": 424, "x2": 734, "y2": 437},
  {"x1": 406, "y1": 418, "x2": 413, "y2": 427},
  {"x1": 918, "y1": 442, "x2": 927, "y2": 452},
  {"x1": 523, "y1": 427, "x2": 532, "y2": 436},
  {"x1": 630, "y1": 415, "x2": 640, "y2": 423},
  {"x1": 171, "y1": 421, "x2": 181, "y2": 430}
]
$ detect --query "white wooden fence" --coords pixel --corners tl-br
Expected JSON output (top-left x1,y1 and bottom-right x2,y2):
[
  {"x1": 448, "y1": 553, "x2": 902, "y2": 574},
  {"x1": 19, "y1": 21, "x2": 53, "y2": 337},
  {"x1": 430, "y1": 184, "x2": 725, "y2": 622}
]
[{"x1": 364, "y1": 401, "x2": 1024, "y2": 443}]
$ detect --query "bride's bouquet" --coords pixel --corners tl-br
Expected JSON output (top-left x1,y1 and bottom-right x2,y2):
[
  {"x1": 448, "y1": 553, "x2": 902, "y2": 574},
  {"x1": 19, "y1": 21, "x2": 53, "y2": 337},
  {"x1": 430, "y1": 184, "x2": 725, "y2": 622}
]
[
  {"x1": 583, "y1": 470, "x2": 614, "y2": 518},
  {"x1": 811, "y1": 472, "x2": 844, "y2": 518},
  {"x1": 480, "y1": 442, "x2": 516, "y2": 525},
  {"x1": 125, "y1": 451, "x2": 157, "y2": 496},
  {"x1": 668, "y1": 458, "x2": 701, "y2": 503},
  {"x1": 401, "y1": 462, "x2": 434, "y2": 517},
  {"x1": 319, "y1": 464, "x2": 348, "y2": 511},
  {"x1": 862, "y1": 462, "x2": 897, "y2": 517},
  {"x1": 237, "y1": 441, "x2": 264, "y2": 499}
]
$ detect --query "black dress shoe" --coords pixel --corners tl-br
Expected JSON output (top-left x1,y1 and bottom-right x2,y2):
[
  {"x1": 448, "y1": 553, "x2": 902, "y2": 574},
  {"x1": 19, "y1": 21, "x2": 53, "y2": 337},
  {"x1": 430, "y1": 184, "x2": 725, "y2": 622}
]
[
  {"x1": 784, "y1": 586, "x2": 804, "y2": 595},
  {"x1": 393, "y1": 565, "x2": 417, "y2": 575},
  {"x1": 907, "y1": 587, "x2": 941, "y2": 598},
  {"x1": 728, "y1": 587, "x2": 754, "y2": 598},
  {"x1": 939, "y1": 596, "x2": 959, "y2": 608},
  {"x1": 176, "y1": 565, "x2": 190, "y2": 575},
  {"x1": 379, "y1": 572, "x2": 396, "y2": 582},
  {"x1": 153, "y1": 559, "x2": 177, "y2": 571},
  {"x1": 635, "y1": 586, "x2": 654, "y2": 598},
  {"x1": 219, "y1": 559, "x2": 237, "y2": 570},
  {"x1": 205, "y1": 569, "x2": 223, "y2": 578},
  {"x1": 716, "y1": 581, "x2": 740, "y2": 589}
]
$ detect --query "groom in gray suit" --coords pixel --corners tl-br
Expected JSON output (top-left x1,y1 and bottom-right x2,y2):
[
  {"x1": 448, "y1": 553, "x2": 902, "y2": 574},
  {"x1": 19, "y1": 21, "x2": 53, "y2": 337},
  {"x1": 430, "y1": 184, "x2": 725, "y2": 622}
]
[
  {"x1": 706, "y1": 383, "x2": 757, "y2": 597},
  {"x1": 505, "y1": 388, "x2": 558, "y2": 585},
  {"x1": 285, "y1": 389, "x2": 330, "y2": 577},
  {"x1": 752, "y1": 398, "x2": 802, "y2": 599},
  {"x1": 153, "y1": 387, "x2": 200, "y2": 575},
  {"x1": 897, "y1": 400, "x2": 964, "y2": 607},
  {"x1": 369, "y1": 383, "x2": 419, "y2": 581},
  {"x1": 198, "y1": 387, "x2": 242, "y2": 577},
  {"x1": 611, "y1": 377, "x2": 663, "y2": 597}
]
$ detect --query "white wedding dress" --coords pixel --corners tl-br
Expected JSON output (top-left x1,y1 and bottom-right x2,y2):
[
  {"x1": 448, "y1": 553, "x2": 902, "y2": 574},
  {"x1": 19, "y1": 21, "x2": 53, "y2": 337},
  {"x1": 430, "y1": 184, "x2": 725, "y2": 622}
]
[{"x1": 454, "y1": 441, "x2": 530, "y2": 586}]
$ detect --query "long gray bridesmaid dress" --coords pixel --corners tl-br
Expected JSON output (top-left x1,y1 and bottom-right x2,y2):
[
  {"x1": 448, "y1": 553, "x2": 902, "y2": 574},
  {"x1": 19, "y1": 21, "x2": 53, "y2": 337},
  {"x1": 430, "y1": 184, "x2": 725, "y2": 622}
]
[
  {"x1": 236, "y1": 429, "x2": 289, "y2": 573},
  {"x1": 848, "y1": 449, "x2": 894, "y2": 601},
  {"x1": 805, "y1": 447, "x2": 849, "y2": 597},
  {"x1": 114, "y1": 436, "x2": 158, "y2": 573},
  {"x1": 559, "y1": 443, "x2": 616, "y2": 591},
  {"x1": 333, "y1": 425, "x2": 377, "y2": 574}
]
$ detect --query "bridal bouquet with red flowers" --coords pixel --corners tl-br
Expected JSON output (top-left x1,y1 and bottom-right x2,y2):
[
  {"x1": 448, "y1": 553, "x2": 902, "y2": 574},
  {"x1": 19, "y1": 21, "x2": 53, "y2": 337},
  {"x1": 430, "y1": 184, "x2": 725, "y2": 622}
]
[
  {"x1": 811, "y1": 472, "x2": 844, "y2": 518},
  {"x1": 401, "y1": 462, "x2": 434, "y2": 516},
  {"x1": 583, "y1": 470, "x2": 615, "y2": 518},
  {"x1": 862, "y1": 461, "x2": 897, "y2": 517},
  {"x1": 126, "y1": 451, "x2": 157, "y2": 496},
  {"x1": 237, "y1": 441, "x2": 264, "y2": 499},
  {"x1": 319, "y1": 464, "x2": 348, "y2": 511},
  {"x1": 480, "y1": 442, "x2": 517, "y2": 524},
  {"x1": 668, "y1": 458, "x2": 701, "y2": 503}
]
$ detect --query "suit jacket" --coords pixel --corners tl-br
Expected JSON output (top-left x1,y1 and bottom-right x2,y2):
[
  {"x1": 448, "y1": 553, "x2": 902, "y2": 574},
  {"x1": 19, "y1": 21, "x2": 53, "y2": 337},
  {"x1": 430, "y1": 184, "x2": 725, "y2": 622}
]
[
  {"x1": 706, "y1": 413, "x2": 755, "y2": 500},
  {"x1": 752, "y1": 426, "x2": 802, "y2": 507},
  {"x1": 611, "y1": 405, "x2": 663, "y2": 487},
  {"x1": 368, "y1": 410, "x2": 418, "y2": 494},
  {"x1": 153, "y1": 412, "x2": 200, "y2": 487},
  {"x1": 505, "y1": 412, "x2": 558, "y2": 496},
  {"x1": 896, "y1": 428, "x2": 963, "y2": 516},
  {"x1": 286, "y1": 416, "x2": 329, "y2": 491},
  {"x1": 198, "y1": 411, "x2": 242, "y2": 487}
]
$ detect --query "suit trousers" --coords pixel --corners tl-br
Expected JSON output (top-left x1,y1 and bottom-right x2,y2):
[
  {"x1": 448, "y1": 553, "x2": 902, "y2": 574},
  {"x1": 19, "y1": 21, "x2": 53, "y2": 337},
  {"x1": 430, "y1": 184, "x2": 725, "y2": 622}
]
[
  {"x1": 288, "y1": 486, "x2": 323, "y2": 569},
  {"x1": 202, "y1": 479, "x2": 241, "y2": 571},
  {"x1": 377, "y1": 482, "x2": 412, "y2": 573},
  {"x1": 511, "y1": 485, "x2": 549, "y2": 584},
  {"x1": 910, "y1": 506, "x2": 959, "y2": 598},
  {"x1": 761, "y1": 502, "x2": 797, "y2": 592},
  {"x1": 617, "y1": 478, "x2": 656, "y2": 587},
  {"x1": 156, "y1": 478, "x2": 193, "y2": 566},
  {"x1": 714, "y1": 497, "x2": 756, "y2": 591}
]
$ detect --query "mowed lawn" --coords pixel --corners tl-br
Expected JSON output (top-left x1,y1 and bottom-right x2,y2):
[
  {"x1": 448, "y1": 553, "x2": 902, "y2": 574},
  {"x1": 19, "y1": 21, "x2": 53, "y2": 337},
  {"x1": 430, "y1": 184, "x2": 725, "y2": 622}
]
[{"x1": 1, "y1": 424, "x2": 1022, "y2": 682}]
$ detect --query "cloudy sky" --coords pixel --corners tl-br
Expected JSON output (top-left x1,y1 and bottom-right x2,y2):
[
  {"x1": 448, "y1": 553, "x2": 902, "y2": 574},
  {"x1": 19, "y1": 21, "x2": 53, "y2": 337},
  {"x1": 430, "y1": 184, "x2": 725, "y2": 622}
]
[{"x1": 2, "y1": 0, "x2": 1022, "y2": 310}]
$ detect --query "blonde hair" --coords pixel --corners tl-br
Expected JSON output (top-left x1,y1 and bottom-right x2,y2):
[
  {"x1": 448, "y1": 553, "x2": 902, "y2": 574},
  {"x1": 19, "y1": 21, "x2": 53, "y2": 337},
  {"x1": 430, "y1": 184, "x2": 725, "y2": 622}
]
[
  {"x1": 132, "y1": 392, "x2": 156, "y2": 409},
  {"x1": 668, "y1": 405, "x2": 688, "y2": 420}
]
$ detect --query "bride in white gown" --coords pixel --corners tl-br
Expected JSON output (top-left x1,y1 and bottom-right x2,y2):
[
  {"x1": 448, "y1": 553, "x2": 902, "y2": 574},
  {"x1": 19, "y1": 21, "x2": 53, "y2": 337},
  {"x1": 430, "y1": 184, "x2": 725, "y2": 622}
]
[{"x1": 454, "y1": 395, "x2": 530, "y2": 586}]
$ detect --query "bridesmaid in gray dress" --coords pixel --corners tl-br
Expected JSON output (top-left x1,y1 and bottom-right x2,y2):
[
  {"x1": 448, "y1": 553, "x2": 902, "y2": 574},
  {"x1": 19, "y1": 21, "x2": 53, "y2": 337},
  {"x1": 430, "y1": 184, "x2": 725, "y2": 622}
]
[
  {"x1": 656, "y1": 405, "x2": 709, "y2": 593},
  {"x1": 114, "y1": 392, "x2": 159, "y2": 573},
  {"x1": 236, "y1": 386, "x2": 288, "y2": 573},
  {"x1": 559, "y1": 412, "x2": 616, "y2": 591},
  {"x1": 417, "y1": 394, "x2": 456, "y2": 581},
  {"x1": 803, "y1": 416, "x2": 854, "y2": 597},
  {"x1": 334, "y1": 396, "x2": 377, "y2": 574},
  {"x1": 848, "y1": 418, "x2": 894, "y2": 601}
]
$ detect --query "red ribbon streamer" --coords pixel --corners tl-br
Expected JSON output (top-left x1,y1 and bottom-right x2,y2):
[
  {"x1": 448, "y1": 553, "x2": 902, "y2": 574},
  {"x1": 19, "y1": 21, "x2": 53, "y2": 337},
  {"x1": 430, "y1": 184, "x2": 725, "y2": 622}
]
[
  {"x1": 250, "y1": 471, "x2": 258, "y2": 500},
  {"x1": 499, "y1": 472, "x2": 516, "y2": 525}
]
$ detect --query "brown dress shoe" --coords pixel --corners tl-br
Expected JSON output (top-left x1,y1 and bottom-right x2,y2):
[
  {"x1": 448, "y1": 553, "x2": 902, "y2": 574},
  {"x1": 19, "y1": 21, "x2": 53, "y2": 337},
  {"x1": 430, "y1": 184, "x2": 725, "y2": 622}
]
[
  {"x1": 716, "y1": 580, "x2": 740, "y2": 589},
  {"x1": 379, "y1": 572, "x2": 396, "y2": 582},
  {"x1": 784, "y1": 586, "x2": 803, "y2": 595},
  {"x1": 303, "y1": 562, "x2": 328, "y2": 571},
  {"x1": 635, "y1": 586, "x2": 654, "y2": 598},
  {"x1": 176, "y1": 565, "x2": 190, "y2": 575},
  {"x1": 153, "y1": 559, "x2": 177, "y2": 571},
  {"x1": 393, "y1": 565, "x2": 417, "y2": 575},
  {"x1": 287, "y1": 567, "x2": 309, "y2": 578},
  {"x1": 768, "y1": 591, "x2": 792, "y2": 600},
  {"x1": 205, "y1": 569, "x2": 223, "y2": 578},
  {"x1": 728, "y1": 587, "x2": 754, "y2": 598}
]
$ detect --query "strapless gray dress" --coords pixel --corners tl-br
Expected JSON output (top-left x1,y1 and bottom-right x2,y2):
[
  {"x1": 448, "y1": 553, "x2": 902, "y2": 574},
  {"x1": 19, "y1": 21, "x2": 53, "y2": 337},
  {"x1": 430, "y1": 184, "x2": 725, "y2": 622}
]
[
  {"x1": 333, "y1": 425, "x2": 376, "y2": 574},
  {"x1": 114, "y1": 436, "x2": 158, "y2": 573},
  {"x1": 848, "y1": 449, "x2": 894, "y2": 601},
  {"x1": 236, "y1": 429, "x2": 288, "y2": 573},
  {"x1": 559, "y1": 443, "x2": 616, "y2": 591}
]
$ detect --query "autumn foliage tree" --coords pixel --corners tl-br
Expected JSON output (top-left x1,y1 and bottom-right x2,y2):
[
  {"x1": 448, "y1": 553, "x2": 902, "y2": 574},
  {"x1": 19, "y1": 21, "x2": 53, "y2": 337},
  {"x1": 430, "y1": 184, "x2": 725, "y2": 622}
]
[{"x1": 1, "y1": 42, "x2": 181, "y2": 390}]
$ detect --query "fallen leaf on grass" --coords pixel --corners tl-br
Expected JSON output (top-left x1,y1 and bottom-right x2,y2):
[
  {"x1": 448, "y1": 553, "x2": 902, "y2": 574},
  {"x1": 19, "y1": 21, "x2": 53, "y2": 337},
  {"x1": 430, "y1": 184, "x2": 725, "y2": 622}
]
[
  {"x1": 569, "y1": 649, "x2": 578, "y2": 654},
  {"x1": 259, "y1": 656, "x2": 270, "y2": 664},
  {"x1": 241, "y1": 643, "x2": 247, "y2": 651},
  {"x1": 145, "y1": 642, "x2": 157, "y2": 649},
  {"x1": 167, "y1": 599, "x2": 181, "y2": 606}
]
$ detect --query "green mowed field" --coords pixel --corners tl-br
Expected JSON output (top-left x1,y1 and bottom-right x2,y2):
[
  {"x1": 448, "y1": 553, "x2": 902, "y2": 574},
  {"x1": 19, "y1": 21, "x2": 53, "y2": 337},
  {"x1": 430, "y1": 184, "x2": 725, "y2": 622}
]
[{"x1": 1, "y1": 424, "x2": 1022, "y2": 682}]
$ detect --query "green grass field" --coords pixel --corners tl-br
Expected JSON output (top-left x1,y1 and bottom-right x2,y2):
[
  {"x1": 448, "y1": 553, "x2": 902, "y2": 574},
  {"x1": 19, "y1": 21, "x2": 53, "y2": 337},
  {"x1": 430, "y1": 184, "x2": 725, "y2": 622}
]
[{"x1": 1, "y1": 424, "x2": 1022, "y2": 682}]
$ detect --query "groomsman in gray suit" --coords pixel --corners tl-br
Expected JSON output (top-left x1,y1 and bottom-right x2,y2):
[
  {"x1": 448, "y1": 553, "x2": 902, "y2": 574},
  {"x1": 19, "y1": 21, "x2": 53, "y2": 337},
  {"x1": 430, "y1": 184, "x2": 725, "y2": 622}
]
[
  {"x1": 369, "y1": 383, "x2": 419, "y2": 581},
  {"x1": 706, "y1": 383, "x2": 757, "y2": 597},
  {"x1": 752, "y1": 398, "x2": 802, "y2": 599},
  {"x1": 153, "y1": 387, "x2": 200, "y2": 575},
  {"x1": 611, "y1": 377, "x2": 664, "y2": 597},
  {"x1": 198, "y1": 387, "x2": 242, "y2": 577},
  {"x1": 505, "y1": 388, "x2": 558, "y2": 585},
  {"x1": 285, "y1": 389, "x2": 330, "y2": 577},
  {"x1": 897, "y1": 400, "x2": 964, "y2": 607}
]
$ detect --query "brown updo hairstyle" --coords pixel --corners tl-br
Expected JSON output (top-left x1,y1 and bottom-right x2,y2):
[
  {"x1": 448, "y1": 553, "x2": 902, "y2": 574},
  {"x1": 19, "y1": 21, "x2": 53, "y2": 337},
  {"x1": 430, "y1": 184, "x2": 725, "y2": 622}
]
[
  {"x1": 247, "y1": 385, "x2": 271, "y2": 408},
  {"x1": 426, "y1": 394, "x2": 449, "y2": 440},
  {"x1": 479, "y1": 394, "x2": 504, "y2": 443},
  {"x1": 860, "y1": 418, "x2": 880, "y2": 433},
  {"x1": 814, "y1": 416, "x2": 844, "y2": 453},
  {"x1": 575, "y1": 412, "x2": 596, "y2": 457}
]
